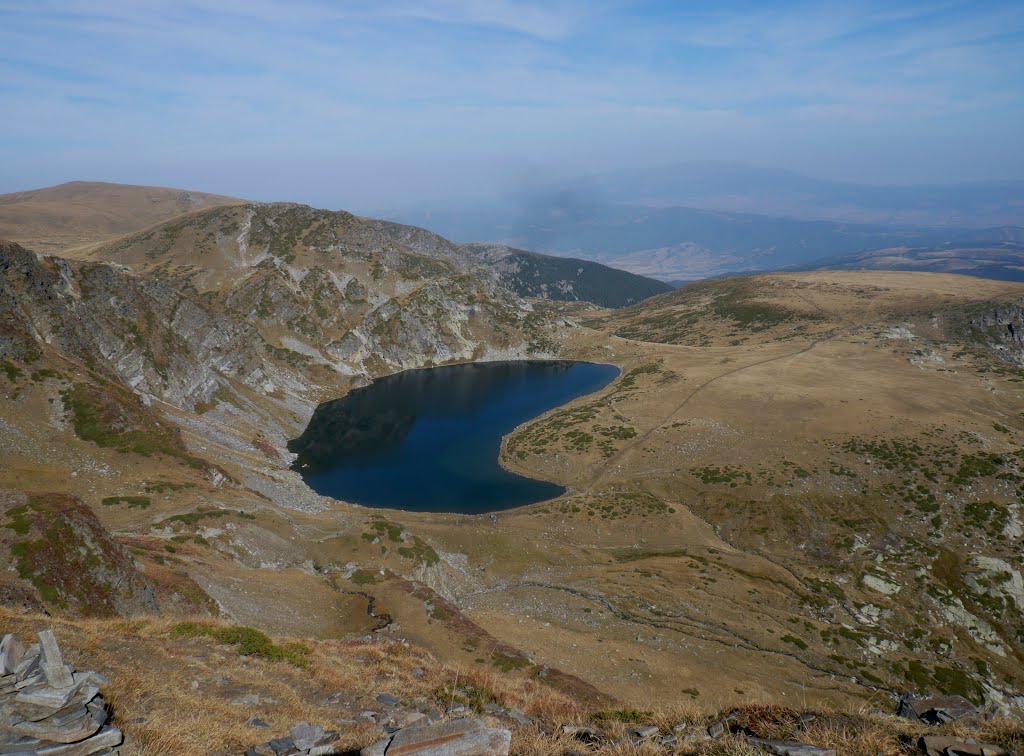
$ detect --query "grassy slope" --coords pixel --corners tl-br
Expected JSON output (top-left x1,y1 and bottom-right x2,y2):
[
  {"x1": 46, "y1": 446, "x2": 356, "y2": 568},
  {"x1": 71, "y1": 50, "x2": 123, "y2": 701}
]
[
  {"x1": 1, "y1": 608, "x2": 1021, "y2": 755},
  {"x1": 0, "y1": 181, "x2": 244, "y2": 254}
]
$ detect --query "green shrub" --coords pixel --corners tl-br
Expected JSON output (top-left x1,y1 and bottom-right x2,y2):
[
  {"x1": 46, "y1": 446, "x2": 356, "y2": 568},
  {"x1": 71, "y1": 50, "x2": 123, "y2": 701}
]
[
  {"x1": 101, "y1": 496, "x2": 152, "y2": 509},
  {"x1": 592, "y1": 709, "x2": 655, "y2": 724},
  {"x1": 170, "y1": 622, "x2": 310, "y2": 667}
]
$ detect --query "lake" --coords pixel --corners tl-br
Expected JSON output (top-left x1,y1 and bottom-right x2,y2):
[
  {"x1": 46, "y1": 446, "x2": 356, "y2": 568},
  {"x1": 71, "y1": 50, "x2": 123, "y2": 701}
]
[{"x1": 288, "y1": 360, "x2": 618, "y2": 513}]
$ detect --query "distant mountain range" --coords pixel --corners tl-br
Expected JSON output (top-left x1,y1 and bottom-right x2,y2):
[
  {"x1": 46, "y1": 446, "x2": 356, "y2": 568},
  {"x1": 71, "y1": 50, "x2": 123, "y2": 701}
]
[
  {"x1": 798, "y1": 240, "x2": 1024, "y2": 282},
  {"x1": 391, "y1": 200, "x2": 1024, "y2": 282},
  {"x1": 461, "y1": 243, "x2": 672, "y2": 307},
  {"x1": 559, "y1": 161, "x2": 1024, "y2": 228},
  {"x1": 0, "y1": 182, "x2": 670, "y2": 310}
]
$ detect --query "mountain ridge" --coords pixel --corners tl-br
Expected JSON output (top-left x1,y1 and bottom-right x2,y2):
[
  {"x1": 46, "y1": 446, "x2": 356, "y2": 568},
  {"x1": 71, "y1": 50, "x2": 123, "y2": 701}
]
[{"x1": 0, "y1": 180, "x2": 245, "y2": 254}]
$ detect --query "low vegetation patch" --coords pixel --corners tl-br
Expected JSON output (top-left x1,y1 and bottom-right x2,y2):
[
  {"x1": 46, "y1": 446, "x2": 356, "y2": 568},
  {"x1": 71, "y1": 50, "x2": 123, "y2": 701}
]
[
  {"x1": 350, "y1": 569, "x2": 378, "y2": 585},
  {"x1": 101, "y1": 495, "x2": 152, "y2": 509},
  {"x1": 397, "y1": 536, "x2": 440, "y2": 567},
  {"x1": 591, "y1": 709, "x2": 655, "y2": 724},
  {"x1": 170, "y1": 621, "x2": 310, "y2": 668},
  {"x1": 61, "y1": 381, "x2": 207, "y2": 469},
  {"x1": 143, "y1": 481, "x2": 196, "y2": 494},
  {"x1": 162, "y1": 507, "x2": 255, "y2": 527}
]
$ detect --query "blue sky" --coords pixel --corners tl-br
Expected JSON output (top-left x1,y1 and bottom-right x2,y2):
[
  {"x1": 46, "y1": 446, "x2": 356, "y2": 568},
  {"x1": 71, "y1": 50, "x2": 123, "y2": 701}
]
[{"x1": 1, "y1": 1, "x2": 1022, "y2": 209}]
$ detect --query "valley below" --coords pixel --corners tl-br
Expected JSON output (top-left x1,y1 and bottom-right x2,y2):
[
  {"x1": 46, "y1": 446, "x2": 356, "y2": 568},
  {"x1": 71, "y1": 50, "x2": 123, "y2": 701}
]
[{"x1": 1, "y1": 185, "x2": 1024, "y2": 753}]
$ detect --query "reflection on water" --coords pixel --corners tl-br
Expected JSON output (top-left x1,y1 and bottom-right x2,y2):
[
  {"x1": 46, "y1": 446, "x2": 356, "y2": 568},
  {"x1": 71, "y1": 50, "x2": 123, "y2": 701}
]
[{"x1": 288, "y1": 360, "x2": 618, "y2": 513}]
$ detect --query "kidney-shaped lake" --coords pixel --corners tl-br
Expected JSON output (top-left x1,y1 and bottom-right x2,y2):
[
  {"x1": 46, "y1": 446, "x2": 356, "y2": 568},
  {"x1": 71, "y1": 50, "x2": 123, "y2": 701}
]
[{"x1": 288, "y1": 360, "x2": 618, "y2": 513}]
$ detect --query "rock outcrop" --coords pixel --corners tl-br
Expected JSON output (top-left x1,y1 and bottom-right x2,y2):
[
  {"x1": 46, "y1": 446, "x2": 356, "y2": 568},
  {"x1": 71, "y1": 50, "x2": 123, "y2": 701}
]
[
  {"x1": 0, "y1": 491, "x2": 159, "y2": 618},
  {"x1": 246, "y1": 721, "x2": 343, "y2": 756},
  {"x1": 0, "y1": 630, "x2": 122, "y2": 754},
  {"x1": 360, "y1": 718, "x2": 511, "y2": 756}
]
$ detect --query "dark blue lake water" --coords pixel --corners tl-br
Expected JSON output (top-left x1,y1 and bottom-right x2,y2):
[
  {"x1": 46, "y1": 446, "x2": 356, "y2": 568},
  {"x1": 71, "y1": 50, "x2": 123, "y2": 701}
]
[{"x1": 288, "y1": 360, "x2": 618, "y2": 513}]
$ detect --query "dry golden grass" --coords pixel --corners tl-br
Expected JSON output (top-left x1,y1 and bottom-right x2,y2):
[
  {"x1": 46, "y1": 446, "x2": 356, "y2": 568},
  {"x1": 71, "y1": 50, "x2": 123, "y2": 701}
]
[
  {"x1": 0, "y1": 608, "x2": 582, "y2": 755},
  {"x1": 0, "y1": 181, "x2": 243, "y2": 255},
  {"x1": 2, "y1": 605, "x2": 1023, "y2": 755}
]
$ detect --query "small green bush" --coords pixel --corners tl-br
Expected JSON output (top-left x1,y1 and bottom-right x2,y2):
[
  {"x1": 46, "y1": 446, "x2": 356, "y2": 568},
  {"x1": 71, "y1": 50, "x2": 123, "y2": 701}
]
[{"x1": 170, "y1": 622, "x2": 310, "y2": 667}]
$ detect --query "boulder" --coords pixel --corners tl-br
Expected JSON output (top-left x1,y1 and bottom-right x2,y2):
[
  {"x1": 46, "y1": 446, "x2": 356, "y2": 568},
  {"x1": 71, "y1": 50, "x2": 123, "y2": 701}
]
[
  {"x1": 897, "y1": 694, "x2": 980, "y2": 724},
  {"x1": 919, "y1": 735, "x2": 1009, "y2": 756},
  {"x1": 561, "y1": 725, "x2": 601, "y2": 743},
  {"x1": 630, "y1": 724, "x2": 659, "y2": 740},
  {"x1": 361, "y1": 717, "x2": 511, "y2": 756}
]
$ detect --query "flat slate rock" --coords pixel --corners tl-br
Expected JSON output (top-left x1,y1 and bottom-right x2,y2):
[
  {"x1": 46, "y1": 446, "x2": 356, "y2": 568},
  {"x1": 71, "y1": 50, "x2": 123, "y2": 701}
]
[
  {"x1": 919, "y1": 735, "x2": 1009, "y2": 756},
  {"x1": 289, "y1": 721, "x2": 340, "y2": 752},
  {"x1": 35, "y1": 725, "x2": 123, "y2": 755},
  {"x1": 362, "y1": 717, "x2": 511, "y2": 756},
  {"x1": 630, "y1": 725, "x2": 659, "y2": 740},
  {"x1": 748, "y1": 737, "x2": 837, "y2": 756},
  {"x1": 898, "y1": 695, "x2": 979, "y2": 724},
  {"x1": 0, "y1": 636, "x2": 27, "y2": 677}
]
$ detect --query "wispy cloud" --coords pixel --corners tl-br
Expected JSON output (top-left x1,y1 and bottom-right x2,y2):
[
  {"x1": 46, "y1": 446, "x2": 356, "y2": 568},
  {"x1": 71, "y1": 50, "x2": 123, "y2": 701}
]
[{"x1": 0, "y1": 0, "x2": 1021, "y2": 201}]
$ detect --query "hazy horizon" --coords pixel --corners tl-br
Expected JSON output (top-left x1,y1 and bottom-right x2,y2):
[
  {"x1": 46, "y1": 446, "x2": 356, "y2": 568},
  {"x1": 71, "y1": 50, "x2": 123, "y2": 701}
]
[{"x1": 3, "y1": 1, "x2": 1023, "y2": 214}]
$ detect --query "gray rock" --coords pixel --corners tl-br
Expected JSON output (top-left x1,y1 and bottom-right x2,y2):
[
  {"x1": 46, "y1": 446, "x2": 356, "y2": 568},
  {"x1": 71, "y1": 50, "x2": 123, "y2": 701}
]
[
  {"x1": 267, "y1": 735, "x2": 295, "y2": 755},
  {"x1": 76, "y1": 671, "x2": 110, "y2": 688},
  {"x1": 361, "y1": 717, "x2": 510, "y2": 756},
  {"x1": 631, "y1": 725, "x2": 659, "y2": 740},
  {"x1": 233, "y1": 693, "x2": 263, "y2": 707},
  {"x1": 361, "y1": 737, "x2": 390, "y2": 756},
  {"x1": 412, "y1": 668, "x2": 426, "y2": 679},
  {"x1": 0, "y1": 735, "x2": 45, "y2": 753},
  {"x1": 918, "y1": 734, "x2": 1009, "y2": 756},
  {"x1": 248, "y1": 716, "x2": 272, "y2": 729},
  {"x1": 897, "y1": 694, "x2": 979, "y2": 725},
  {"x1": 396, "y1": 712, "x2": 428, "y2": 728},
  {"x1": 748, "y1": 738, "x2": 837, "y2": 756},
  {"x1": 659, "y1": 735, "x2": 678, "y2": 748},
  {"x1": 37, "y1": 631, "x2": 74, "y2": 690},
  {"x1": 708, "y1": 721, "x2": 726, "y2": 738},
  {"x1": 289, "y1": 721, "x2": 326, "y2": 750},
  {"x1": 377, "y1": 693, "x2": 401, "y2": 706},
  {"x1": 14, "y1": 644, "x2": 40, "y2": 678},
  {"x1": 9, "y1": 706, "x2": 103, "y2": 743},
  {"x1": 0, "y1": 634, "x2": 27, "y2": 675},
  {"x1": 34, "y1": 726, "x2": 123, "y2": 755},
  {"x1": 503, "y1": 708, "x2": 535, "y2": 727},
  {"x1": 562, "y1": 725, "x2": 601, "y2": 743},
  {"x1": 14, "y1": 677, "x2": 84, "y2": 710},
  {"x1": 680, "y1": 730, "x2": 712, "y2": 746}
]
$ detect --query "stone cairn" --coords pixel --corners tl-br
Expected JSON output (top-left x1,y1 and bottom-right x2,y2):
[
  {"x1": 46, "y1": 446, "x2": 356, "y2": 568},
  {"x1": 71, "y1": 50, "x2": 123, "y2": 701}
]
[{"x1": 0, "y1": 630, "x2": 122, "y2": 755}]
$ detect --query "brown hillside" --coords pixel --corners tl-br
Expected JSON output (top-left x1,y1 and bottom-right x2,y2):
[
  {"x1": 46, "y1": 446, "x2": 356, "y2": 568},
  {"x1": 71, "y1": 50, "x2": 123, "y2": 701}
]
[{"x1": 0, "y1": 181, "x2": 244, "y2": 254}]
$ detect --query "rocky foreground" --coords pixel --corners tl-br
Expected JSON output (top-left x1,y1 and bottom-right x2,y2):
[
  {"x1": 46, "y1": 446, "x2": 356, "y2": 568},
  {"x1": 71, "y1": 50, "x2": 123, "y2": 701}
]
[
  {"x1": 0, "y1": 631, "x2": 121, "y2": 754},
  {"x1": 246, "y1": 694, "x2": 1018, "y2": 756},
  {"x1": 0, "y1": 619, "x2": 1021, "y2": 755}
]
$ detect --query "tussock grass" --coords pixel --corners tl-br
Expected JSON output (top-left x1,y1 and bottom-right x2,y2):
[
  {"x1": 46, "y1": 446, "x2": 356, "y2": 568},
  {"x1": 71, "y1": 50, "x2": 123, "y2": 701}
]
[{"x1": 0, "y1": 608, "x2": 1020, "y2": 755}]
